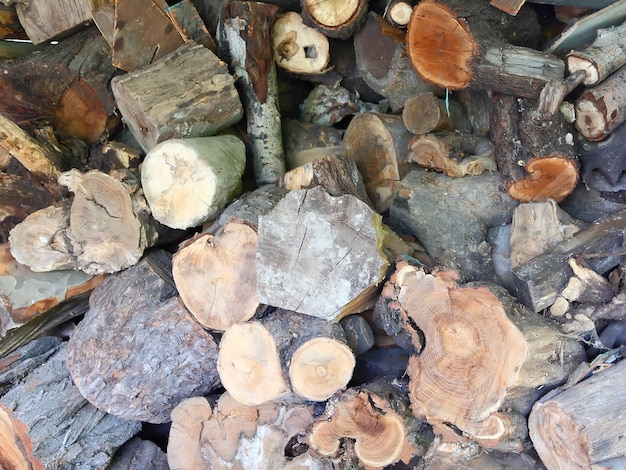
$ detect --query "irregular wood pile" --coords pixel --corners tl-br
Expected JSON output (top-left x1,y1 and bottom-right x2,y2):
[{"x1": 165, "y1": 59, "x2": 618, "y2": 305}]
[{"x1": 2, "y1": 0, "x2": 626, "y2": 469}]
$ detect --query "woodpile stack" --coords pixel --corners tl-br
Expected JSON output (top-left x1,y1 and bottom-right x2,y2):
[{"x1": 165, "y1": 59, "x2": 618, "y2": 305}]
[{"x1": 2, "y1": 0, "x2": 626, "y2": 469}]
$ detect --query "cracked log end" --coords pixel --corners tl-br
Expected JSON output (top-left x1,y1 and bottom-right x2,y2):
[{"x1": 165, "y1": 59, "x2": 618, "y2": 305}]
[{"x1": 507, "y1": 156, "x2": 578, "y2": 202}]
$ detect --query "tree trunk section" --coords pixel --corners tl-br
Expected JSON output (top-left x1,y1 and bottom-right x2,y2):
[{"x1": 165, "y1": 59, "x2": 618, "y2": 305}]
[
  {"x1": 301, "y1": 0, "x2": 367, "y2": 39},
  {"x1": 402, "y1": 91, "x2": 472, "y2": 135}
]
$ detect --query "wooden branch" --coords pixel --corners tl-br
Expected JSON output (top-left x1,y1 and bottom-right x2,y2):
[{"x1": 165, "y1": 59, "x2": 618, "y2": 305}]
[
  {"x1": 534, "y1": 70, "x2": 585, "y2": 119},
  {"x1": 140, "y1": 135, "x2": 246, "y2": 229},
  {"x1": 218, "y1": 1, "x2": 285, "y2": 185},
  {"x1": 301, "y1": 0, "x2": 368, "y2": 39},
  {"x1": 383, "y1": 0, "x2": 413, "y2": 28},
  {"x1": 66, "y1": 255, "x2": 222, "y2": 424},
  {"x1": 111, "y1": 42, "x2": 243, "y2": 151}
]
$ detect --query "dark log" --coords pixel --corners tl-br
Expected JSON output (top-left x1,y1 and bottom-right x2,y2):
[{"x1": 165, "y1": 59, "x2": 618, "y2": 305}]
[
  {"x1": 108, "y1": 438, "x2": 169, "y2": 470},
  {"x1": 66, "y1": 253, "x2": 222, "y2": 424},
  {"x1": 578, "y1": 121, "x2": 626, "y2": 191},
  {"x1": 282, "y1": 118, "x2": 344, "y2": 170}
]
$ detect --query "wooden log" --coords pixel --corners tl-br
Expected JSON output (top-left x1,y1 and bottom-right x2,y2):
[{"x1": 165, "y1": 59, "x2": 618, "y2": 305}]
[
  {"x1": 0, "y1": 5, "x2": 27, "y2": 40},
  {"x1": 0, "y1": 27, "x2": 119, "y2": 143},
  {"x1": 111, "y1": 42, "x2": 243, "y2": 152},
  {"x1": 401, "y1": 91, "x2": 472, "y2": 135},
  {"x1": 273, "y1": 11, "x2": 331, "y2": 76},
  {"x1": 15, "y1": 0, "x2": 93, "y2": 44},
  {"x1": 301, "y1": 0, "x2": 368, "y2": 39},
  {"x1": 406, "y1": 0, "x2": 564, "y2": 99},
  {"x1": 489, "y1": 94, "x2": 579, "y2": 203},
  {"x1": 172, "y1": 186, "x2": 287, "y2": 331},
  {"x1": 218, "y1": 1, "x2": 285, "y2": 185},
  {"x1": 381, "y1": 0, "x2": 414, "y2": 28},
  {"x1": 578, "y1": 121, "x2": 626, "y2": 191},
  {"x1": 108, "y1": 437, "x2": 169, "y2": 470},
  {"x1": 256, "y1": 186, "x2": 393, "y2": 321},
  {"x1": 575, "y1": 65, "x2": 626, "y2": 142},
  {"x1": 529, "y1": 359, "x2": 626, "y2": 469},
  {"x1": 307, "y1": 379, "x2": 434, "y2": 468},
  {"x1": 0, "y1": 342, "x2": 141, "y2": 469},
  {"x1": 354, "y1": 12, "x2": 441, "y2": 112},
  {"x1": 343, "y1": 112, "x2": 413, "y2": 213},
  {"x1": 140, "y1": 135, "x2": 246, "y2": 229},
  {"x1": 66, "y1": 254, "x2": 222, "y2": 424},
  {"x1": 165, "y1": 0, "x2": 217, "y2": 52},
  {"x1": 282, "y1": 118, "x2": 344, "y2": 170},
  {"x1": 390, "y1": 168, "x2": 518, "y2": 281}
]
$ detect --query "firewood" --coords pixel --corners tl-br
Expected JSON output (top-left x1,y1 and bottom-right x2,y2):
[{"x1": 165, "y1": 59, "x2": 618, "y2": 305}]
[
  {"x1": 218, "y1": 1, "x2": 285, "y2": 185},
  {"x1": 108, "y1": 437, "x2": 169, "y2": 470},
  {"x1": 489, "y1": 94, "x2": 579, "y2": 203},
  {"x1": 578, "y1": 121, "x2": 626, "y2": 191},
  {"x1": 406, "y1": 132, "x2": 497, "y2": 177},
  {"x1": 401, "y1": 91, "x2": 472, "y2": 136},
  {"x1": 307, "y1": 379, "x2": 434, "y2": 468},
  {"x1": 0, "y1": 4, "x2": 27, "y2": 40},
  {"x1": 273, "y1": 12, "x2": 330, "y2": 76},
  {"x1": 390, "y1": 168, "x2": 518, "y2": 281},
  {"x1": 66, "y1": 254, "x2": 222, "y2": 424},
  {"x1": 0, "y1": 342, "x2": 141, "y2": 469},
  {"x1": 256, "y1": 186, "x2": 394, "y2": 320},
  {"x1": 282, "y1": 118, "x2": 344, "y2": 170},
  {"x1": 172, "y1": 186, "x2": 287, "y2": 331},
  {"x1": 489, "y1": 0, "x2": 526, "y2": 16},
  {"x1": 140, "y1": 135, "x2": 246, "y2": 230},
  {"x1": 354, "y1": 13, "x2": 441, "y2": 111},
  {"x1": 165, "y1": 0, "x2": 217, "y2": 52},
  {"x1": 301, "y1": 0, "x2": 367, "y2": 39},
  {"x1": 575, "y1": 65, "x2": 626, "y2": 142},
  {"x1": 343, "y1": 112, "x2": 413, "y2": 212},
  {"x1": 529, "y1": 358, "x2": 626, "y2": 469},
  {"x1": 111, "y1": 42, "x2": 243, "y2": 152},
  {"x1": 406, "y1": 0, "x2": 564, "y2": 99},
  {"x1": 382, "y1": 0, "x2": 413, "y2": 28},
  {"x1": 512, "y1": 208, "x2": 626, "y2": 312},
  {"x1": 14, "y1": 0, "x2": 93, "y2": 44}
]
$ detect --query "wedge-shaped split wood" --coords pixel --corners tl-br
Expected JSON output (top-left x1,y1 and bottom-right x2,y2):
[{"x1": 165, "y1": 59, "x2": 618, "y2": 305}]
[
  {"x1": 15, "y1": 0, "x2": 94, "y2": 44},
  {"x1": 257, "y1": 186, "x2": 391, "y2": 320}
]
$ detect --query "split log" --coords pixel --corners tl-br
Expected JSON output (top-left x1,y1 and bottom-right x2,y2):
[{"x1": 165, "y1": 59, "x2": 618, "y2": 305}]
[
  {"x1": 168, "y1": 393, "x2": 329, "y2": 469},
  {"x1": 0, "y1": 342, "x2": 141, "y2": 469},
  {"x1": 308, "y1": 379, "x2": 434, "y2": 468},
  {"x1": 140, "y1": 135, "x2": 246, "y2": 229},
  {"x1": 401, "y1": 91, "x2": 472, "y2": 136},
  {"x1": 165, "y1": 0, "x2": 217, "y2": 52},
  {"x1": 0, "y1": 27, "x2": 119, "y2": 143},
  {"x1": 512, "y1": 208, "x2": 626, "y2": 312},
  {"x1": 343, "y1": 112, "x2": 413, "y2": 212},
  {"x1": 217, "y1": 309, "x2": 356, "y2": 404},
  {"x1": 218, "y1": 1, "x2": 285, "y2": 185},
  {"x1": 406, "y1": 131, "x2": 497, "y2": 177},
  {"x1": 390, "y1": 168, "x2": 518, "y2": 281},
  {"x1": 256, "y1": 186, "x2": 394, "y2": 320},
  {"x1": 489, "y1": 94, "x2": 579, "y2": 202},
  {"x1": 66, "y1": 254, "x2": 222, "y2": 424},
  {"x1": 15, "y1": 0, "x2": 93, "y2": 44},
  {"x1": 529, "y1": 358, "x2": 626, "y2": 469},
  {"x1": 301, "y1": 0, "x2": 367, "y2": 39},
  {"x1": 172, "y1": 186, "x2": 287, "y2": 331},
  {"x1": 575, "y1": 65, "x2": 626, "y2": 142},
  {"x1": 406, "y1": 0, "x2": 563, "y2": 99},
  {"x1": 273, "y1": 11, "x2": 330, "y2": 76},
  {"x1": 354, "y1": 13, "x2": 441, "y2": 112},
  {"x1": 111, "y1": 42, "x2": 243, "y2": 152}
]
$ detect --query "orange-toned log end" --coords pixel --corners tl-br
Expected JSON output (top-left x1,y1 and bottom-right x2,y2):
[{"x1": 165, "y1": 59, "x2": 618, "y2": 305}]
[
  {"x1": 507, "y1": 156, "x2": 578, "y2": 203},
  {"x1": 406, "y1": 0, "x2": 477, "y2": 89},
  {"x1": 0, "y1": 405, "x2": 44, "y2": 470}
]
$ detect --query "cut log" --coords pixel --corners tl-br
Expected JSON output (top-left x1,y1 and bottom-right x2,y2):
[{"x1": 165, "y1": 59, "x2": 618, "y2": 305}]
[
  {"x1": 15, "y1": 0, "x2": 93, "y2": 44},
  {"x1": 256, "y1": 186, "x2": 392, "y2": 321},
  {"x1": 66, "y1": 254, "x2": 222, "y2": 424},
  {"x1": 382, "y1": 0, "x2": 414, "y2": 28},
  {"x1": 390, "y1": 168, "x2": 518, "y2": 281},
  {"x1": 307, "y1": 379, "x2": 434, "y2": 468},
  {"x1": 172, "y1": 186, "x2": 287, "y2": 331},
  {"x1": 575, "y1": 64, "x2": 626, "y2": 142},
  {"x1": 0, "y1": 342, "x2": 141, "y2": 469},
  {"x1": 273, "y1": 11, "x2": 330, "y2": 76},
  {"x1": 406, "y1": 131, "x2": 497, "y2": 177},
  {"x1": 354, "y1": 13, "x2": 441, "y2": 111},
  {"x1": 111, "y1": 42, "x2": 243, "y2": 152},
  {"x1": 301, "y1": 0, "x2": 368, "y2": 39},
  {"x1": 165, "y1": 0, "x2": 217, "y2": 52},
  {"x1": 140, "y1": 135, "x2": 246, "y2": 230},
  {"x1": 489, "y1": 94, "x2": 579, "y2": 202},
  {"x1": 406, "y1": 0, "x2": 562, "y2": 98},
  {"x1": 401, "y1": 91, "x2": 472, "y2": 135},
  {"x1": 343, "y1": 112, "x2": 413, "y2": 212},
  {"x1": 218, "y1": 1, "x2": 285, "y2": 185},
  {"x1": 529, "y1": 358, "x2": 626, "y2": 469}
]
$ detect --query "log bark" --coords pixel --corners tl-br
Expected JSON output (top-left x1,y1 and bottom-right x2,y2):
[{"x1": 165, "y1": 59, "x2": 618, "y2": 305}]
[
  {"x1": 529, "y1": 358, "x2": 626, "y2": 469},
  {"x1": 354, "y1": 12, "x2": 441, "y2": 112},
  {"x1": 0, "y1": 341, "x2": 141, "y2": 469},
  {"x1": 172, "y1": 186, "x2": 287, "y2": 331},
  {"x1": 107, "y1": 437, "x2": 169, "y2": 470},
  {"x1": 66, "y1": 254, "x2": 222, "y2": 424},
  {"x1": 140, "y1": 135, "x2": 246, "y2": 229},
  {"x1": 256, "y1": 186, "x2": 392, "y2": 321},
  {"x1": 218, "y1": 1, "x2": 285, "y2": 185},
  {"x1": 111, "y1": 42, "x2": 243, "y2": 152},
  {"x1": 406, "y1": 0, "x2": 561, "y2": 98},
  {"x1": 301, "y1": 0, "x2": 368, "y2": 39},
  {"x1": 15, "y1": 0, "x2": 93, "y2": 44}
]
